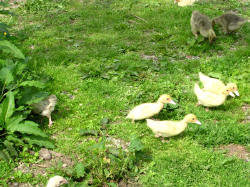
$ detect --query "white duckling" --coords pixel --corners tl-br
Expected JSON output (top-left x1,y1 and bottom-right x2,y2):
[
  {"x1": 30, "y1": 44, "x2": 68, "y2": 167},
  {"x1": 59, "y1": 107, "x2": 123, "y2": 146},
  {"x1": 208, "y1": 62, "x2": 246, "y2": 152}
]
[
  {"x1": 194, "y1": 83, "x2": 233, "y2": 107},
  {"x1": 199, "y1": 72, "x2": 239, "y2": 96},
  {"x1": 146, "y1": 114, "x2": 201, "y2": 140},
  {"x1": 175, "y1": 0, "x2": 197, "y2": 7},
  {"x1": 46, "y1": 176, "x2": 68, "y2": 187},
  {"x1": 31, "y1": 95, "x2": 57, "y2": 127},
  {"x1": 126, "y1": 94, "x2": 176, "y2": 123}
]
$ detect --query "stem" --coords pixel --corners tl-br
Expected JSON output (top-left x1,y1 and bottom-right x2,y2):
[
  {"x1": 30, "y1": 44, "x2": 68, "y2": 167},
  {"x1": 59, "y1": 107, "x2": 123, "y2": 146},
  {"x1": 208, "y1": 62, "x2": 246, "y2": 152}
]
[{"x1": 0, "y1": 132, "x2": 7, "y2": 137}]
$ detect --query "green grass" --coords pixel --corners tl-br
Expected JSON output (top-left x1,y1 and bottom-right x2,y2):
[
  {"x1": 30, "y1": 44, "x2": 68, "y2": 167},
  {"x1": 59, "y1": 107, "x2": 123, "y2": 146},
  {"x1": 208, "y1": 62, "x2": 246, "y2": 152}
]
[{"x1": 1, "y1": 0, "x2": 250, "y2": 186}]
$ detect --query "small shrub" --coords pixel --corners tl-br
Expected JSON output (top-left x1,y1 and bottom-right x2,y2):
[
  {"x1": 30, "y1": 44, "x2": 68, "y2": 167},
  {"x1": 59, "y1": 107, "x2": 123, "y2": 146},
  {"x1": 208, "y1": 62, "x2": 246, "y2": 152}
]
[{"x1": 0, "y1": 2, "x2": 54, "y2": 162}]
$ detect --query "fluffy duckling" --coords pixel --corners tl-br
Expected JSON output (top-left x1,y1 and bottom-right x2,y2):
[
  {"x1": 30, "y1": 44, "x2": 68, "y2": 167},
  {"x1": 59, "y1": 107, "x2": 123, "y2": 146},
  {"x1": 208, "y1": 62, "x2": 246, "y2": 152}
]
[
  {"x1": 194, "y1": 83, "x2": 232, "y2": 107},
  {"x1": 190, "y1": 11, "x2": 216, "y2": 43},
  {"x1": 212, "y1": 12, "x2": 248, "y2": 33},
  {"x1": 126, "y1": 94, "x2": 176, "y2": 123},
  {"x1": 31, "y1": 95, "x2": 57, "y2": 127},
  {"x1": 199, "y1": 72, "x2": 239, "y2": 96},
  {"x1": 146, "y1": 114, "x2": 201, "y2": 140},
  {"x1": 175, "y1": 0, "x2": 196, "y2": 7},
  {"x1": 46, "y1": 176, "x2": 68, "y2": 187}
]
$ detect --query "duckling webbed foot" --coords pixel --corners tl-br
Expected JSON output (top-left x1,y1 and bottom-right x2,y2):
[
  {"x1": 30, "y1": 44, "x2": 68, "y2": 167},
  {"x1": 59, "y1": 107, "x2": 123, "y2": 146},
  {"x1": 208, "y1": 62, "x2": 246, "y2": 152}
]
[
  {"x1": 161, "y1": 137, "x2": 169, "y2": 143},
  {"x1": 205, "y1": 108, "x2": 209, "y2": 112},
  {"x1": 154, "y1": 134, "x2": 160, "y2": 138},
  {"x1": 48, "y1": 116, "x2": 53, "y2": 128}
]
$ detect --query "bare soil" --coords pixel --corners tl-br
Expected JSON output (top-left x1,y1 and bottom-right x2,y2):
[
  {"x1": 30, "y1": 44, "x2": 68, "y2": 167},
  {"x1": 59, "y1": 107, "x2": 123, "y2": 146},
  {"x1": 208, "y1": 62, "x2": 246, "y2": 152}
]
[{"x1": 218, "y1": 144, "x2": 249, "y2": 162}]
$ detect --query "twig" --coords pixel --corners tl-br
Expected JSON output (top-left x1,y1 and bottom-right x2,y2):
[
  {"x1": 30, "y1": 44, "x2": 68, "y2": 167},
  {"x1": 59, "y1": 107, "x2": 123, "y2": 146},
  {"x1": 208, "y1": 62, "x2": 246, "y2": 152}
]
[{"x1": 132, "y1": 14, "x2": 148, "y2": 23}]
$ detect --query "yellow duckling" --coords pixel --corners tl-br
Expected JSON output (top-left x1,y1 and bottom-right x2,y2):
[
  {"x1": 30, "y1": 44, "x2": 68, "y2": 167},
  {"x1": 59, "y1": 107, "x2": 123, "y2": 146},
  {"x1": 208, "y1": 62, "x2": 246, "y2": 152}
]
[
  {"x1": 199, "y1": 72, "x2": 239, "y2": 96},
  {"x1": 146, "y1": 114, "x2": 201, "y2": 139},
  {"x1": 194, "y1": 83, "x2": 233, "y2": 107},
  {"x1": 126, "y1": 94, "x2": 176, "y2": 123}
]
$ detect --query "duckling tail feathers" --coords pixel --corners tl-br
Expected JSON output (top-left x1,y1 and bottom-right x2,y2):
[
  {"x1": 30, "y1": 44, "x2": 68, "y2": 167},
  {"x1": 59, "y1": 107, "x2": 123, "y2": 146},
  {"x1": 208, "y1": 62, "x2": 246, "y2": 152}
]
[
  {"x1": 199, "y1": 72, "x2": 206, "y2": 79},
  {"x1": 48, "y1": 95, "x2": 57, "y2": 108},
  {"x1": 146, "y1": 119, "x2": 155, "y2": 129},
  {"x1": 199, "y1": 72, "x2": 211, "y2": 85},
  {"x1": 208, "y1": 29, "x2": 216, "y2": 43},
  {"x1": 194, "y1": 83, "x2": 202, "y2": 95}
]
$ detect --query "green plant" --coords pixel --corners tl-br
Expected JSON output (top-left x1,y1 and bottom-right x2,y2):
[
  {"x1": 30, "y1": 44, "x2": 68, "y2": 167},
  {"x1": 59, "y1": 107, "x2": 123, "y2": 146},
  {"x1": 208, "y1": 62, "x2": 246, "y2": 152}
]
[
  {"x1": 0, "y1": 0, "x2": 12, "y2": 39},
  {"x1": 0, "y1": 2, "x2": 54, "y2": 162},
  {"x1": 79, "y1": 136, "x2": 148, "y2": 185},
  {"x1": 5, "y1": 0, "x2": 249, "y2": 185},
  {"x1": 0, "y1": 46, "x2": 54, "y2": 161},
  {"x1": 24, "y1": 0, "x2": 68, "y2": 13}
]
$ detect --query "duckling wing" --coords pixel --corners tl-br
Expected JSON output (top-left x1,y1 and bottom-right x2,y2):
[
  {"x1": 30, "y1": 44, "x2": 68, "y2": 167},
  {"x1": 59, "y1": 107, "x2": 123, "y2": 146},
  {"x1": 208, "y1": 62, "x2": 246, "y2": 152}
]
[
  {"x1": 199, "y1": 72, "x2": 225, "y2": 93},
  {"x1": 194, "y1": 83, "x2": 225, "y2": 107},
  {"x1": 31, "y1": 99, "x2": 50, "y2": 114},
  {"x1": 146, "y1": 119, "x2": 178, "y2": 137},
  {"x1": 32, "y1": 95, "x2": 57, "y2": 117},
  {"x1": 228, "y1": 19, "x2": 247, "y2": 31},
  {"x1": 127, "y1": 103, "x2": 162, "y2": 120},
  {"x1": 178, "y1": 0, "x2": 196, "y2": 6}
]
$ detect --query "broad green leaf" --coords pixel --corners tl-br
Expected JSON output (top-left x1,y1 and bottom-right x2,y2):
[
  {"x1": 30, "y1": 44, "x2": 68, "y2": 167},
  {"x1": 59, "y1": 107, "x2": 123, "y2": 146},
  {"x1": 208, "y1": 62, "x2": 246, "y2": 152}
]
[
  {"x1": 6, "y1": 115, "x2": 24, "y2": 127},
  {"x1": 15, "y1": 62, "x2": 27, "y2": 75},
  {"x1": 6, "y1": 135, "x2": 25, "y2": 146},
  {"x1": 0, "y1": 103, "x2": 2, "y2": 126},
  {"x1": 3, "y1": 140, "x2": 18, "y2": 157},
  {"x1": 0, "y1": 40, "x2": 25, "y2": 59},
  {"x1": 0, "y1": 150, "x2": 12, "y2": 162},
  {"x1": 18, "y1": 87, "x2": 48, "y2": 105},
  {"x1": 0, "y1": 23, "x2": 9, "y2": 35},
  {"x1": 0, "y1": 10, "x2": 14, "y2": 16},
  {"x1": 0, "y1": 67, "x2": 14, "y2": 85},
  {"x1": 7, "y1": 120, "x2": 48, "y2": 137},
  {"x1": 1, "y1": 91, "x2": 15, "y2": 123},
  {"x1": 23, "y1": 135, "x2": 55, "y2": 148},
  {"x1": 20, "y1": 80, "x2": 46, "y2": 89},
  {"x1": 129, "y1": 137, "x2": 144, "y2": 152},
  {"x1": 0, "y1": 23, "x2": 8, "y2": 29}
]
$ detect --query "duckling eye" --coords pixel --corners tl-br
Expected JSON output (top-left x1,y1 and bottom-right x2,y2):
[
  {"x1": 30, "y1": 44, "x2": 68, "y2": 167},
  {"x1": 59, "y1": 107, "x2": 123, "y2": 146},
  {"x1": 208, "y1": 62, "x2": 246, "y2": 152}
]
[
  {"x1": 192, "y1": 118, "x2": 195, "y2": 120},
  {"x1": 167, "y1": 98, "x2": 170, "y2": 100},
  {"x1": 226, "y1": 90, "x2": 229, "y2": 92}
]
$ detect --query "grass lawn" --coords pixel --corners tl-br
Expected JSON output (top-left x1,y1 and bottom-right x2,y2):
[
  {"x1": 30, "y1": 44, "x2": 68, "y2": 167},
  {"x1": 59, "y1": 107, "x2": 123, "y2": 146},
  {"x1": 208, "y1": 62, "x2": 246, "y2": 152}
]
[{"x1": 1, "y1": 0, "x2": 249, "y2": 186}]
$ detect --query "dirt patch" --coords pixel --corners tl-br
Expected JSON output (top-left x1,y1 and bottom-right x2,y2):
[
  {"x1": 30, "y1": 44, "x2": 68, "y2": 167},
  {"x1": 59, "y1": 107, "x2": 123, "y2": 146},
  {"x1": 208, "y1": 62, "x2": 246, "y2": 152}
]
[
  {"x1": 242, "y1": 104, "x2": 250, "y2": 124},
  {"x1": 218, "y1": 144, "x2": 249, "y2": 162},
  {"x1": 9, "y1": 183, "x2": 35, "y2": 187},
  {"x1": 8, "y1": 0, "x2": 26, "y2": 9},
  {"x1": 14, "y1": 150, "x2": 74, "y2": 177},
  {"x1": 106, "y1": 137, "x2": 130, "y2": 152},
  {"x1": 141, "y1": 54, "x2": 158, "y2": 62},
  {"x1": 118, "y1": 177, "x2": 140, "y2": 187}
]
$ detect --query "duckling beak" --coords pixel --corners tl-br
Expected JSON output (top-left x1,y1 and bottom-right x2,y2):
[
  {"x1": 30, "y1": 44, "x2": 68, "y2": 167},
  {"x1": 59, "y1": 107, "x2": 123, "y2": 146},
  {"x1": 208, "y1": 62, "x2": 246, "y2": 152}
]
[
  {"x1": 62, "y1": 179, "x2": 68, "y2": 185},
  {"x1": 229, "y1": 92, "x2": 235, "y2": 97},
  {"x1": 169, "y1": 100, "x2": 176, "y2": 105},
  {"x1": 195, "y1": 120, "x2": 201, "y2": 125},
  {"x1": 234, "y1": 90, "x2": 240, "y2": 96}
]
